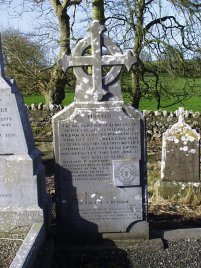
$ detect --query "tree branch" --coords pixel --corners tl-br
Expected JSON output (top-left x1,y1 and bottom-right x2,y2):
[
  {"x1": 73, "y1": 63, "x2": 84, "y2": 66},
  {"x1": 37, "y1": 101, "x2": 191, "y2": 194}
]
[
  {"x1": 62, "y1": 0, "x2": 82, "y2": 10},
  {"x1": 62, "y1": 0, "x2": 70, "y2": 10},
  {"x1": 145, "y1": 0, "x2": 155, "y2": 6},
  {"x1": 145, "y1": 16, "x2": 184, "y2": 31}
]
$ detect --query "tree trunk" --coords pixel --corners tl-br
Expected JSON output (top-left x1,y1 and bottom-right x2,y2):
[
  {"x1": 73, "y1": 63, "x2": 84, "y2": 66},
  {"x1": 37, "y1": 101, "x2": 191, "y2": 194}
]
[
  {"x1": 45, "y1": 65, "x2": 67, "y2": 105},
  {"x1": 92, "y1": 0, "x2": 105, "y2": 24},
  {"x1": 131, "y1": 69, "x2": 141, "y2": 108},
  {"x1": 130, "y1": 0, "x2": 145, "y2": 109},
  {"x1": 45, "y1": 0, "x2": 72, "y2": 105}
]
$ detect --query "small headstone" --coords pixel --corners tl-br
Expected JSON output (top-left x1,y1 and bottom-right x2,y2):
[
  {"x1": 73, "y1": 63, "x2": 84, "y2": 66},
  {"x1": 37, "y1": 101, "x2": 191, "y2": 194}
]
[
  {"x1": 159, "y1": 107, "x2": 200, "y2": 198},
  {"x1": 161, "y1": 107, "x2": 200, "y2": 182},
  {"x1": 0, "y1": 41, "x2": 50, "y2": 231},
  {"x1": 53, "y1": 21, "x2": 148, "y2": 240}
]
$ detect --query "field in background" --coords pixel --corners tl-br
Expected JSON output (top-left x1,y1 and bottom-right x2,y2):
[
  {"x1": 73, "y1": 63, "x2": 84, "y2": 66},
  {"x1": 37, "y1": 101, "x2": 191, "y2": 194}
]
[
  {"x1": 23, "y1": 75, "x2": 201, "y2": 112},
  {"x1": 23, "y1": 91, "x2": 201, "y2": 112}
]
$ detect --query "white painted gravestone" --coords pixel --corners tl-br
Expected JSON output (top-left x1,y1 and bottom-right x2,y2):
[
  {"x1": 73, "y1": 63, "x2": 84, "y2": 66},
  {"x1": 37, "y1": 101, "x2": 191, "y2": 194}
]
[
  {"x1": 0, "y1": 41, "x2": 49, "y2": 231},
  {"x1": 53, "y1": 21, "x2": 148, "y2": 240},
  {"x1": 159, "y1": 107, "x2": 200, "y2": 198}
]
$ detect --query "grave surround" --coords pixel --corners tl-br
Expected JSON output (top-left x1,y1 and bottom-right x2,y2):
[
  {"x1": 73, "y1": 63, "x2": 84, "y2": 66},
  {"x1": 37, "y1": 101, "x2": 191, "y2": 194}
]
[{"x1": 53, "y1": 20, "x2": 148, "y2": 240}]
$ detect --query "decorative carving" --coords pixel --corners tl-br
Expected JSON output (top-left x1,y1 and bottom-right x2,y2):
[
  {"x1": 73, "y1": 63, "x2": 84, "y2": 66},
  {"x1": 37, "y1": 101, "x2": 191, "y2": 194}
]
[
  {"x1": 58, "y1": 20, "x2": 136, "y2": 101},
  {"x1": 175, "y1": 107, "x2": 187, "y2": 123},
  {"x1": 113, "y1": 160, "x2": 140, "y2": 186}
]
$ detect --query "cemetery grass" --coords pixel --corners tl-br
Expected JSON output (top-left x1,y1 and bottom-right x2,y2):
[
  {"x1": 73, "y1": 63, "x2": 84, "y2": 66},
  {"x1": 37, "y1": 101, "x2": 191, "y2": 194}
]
[{"x1": 24, "y1": 80, "x2": 201, "y2": 112}]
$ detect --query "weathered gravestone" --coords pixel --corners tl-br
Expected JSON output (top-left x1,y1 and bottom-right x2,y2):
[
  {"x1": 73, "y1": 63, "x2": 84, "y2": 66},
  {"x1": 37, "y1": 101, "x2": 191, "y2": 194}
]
[
  {"x1": 159, "y1": 107, "x2": 201, "y2": 198},
  {"x1": 0, "y1": 41, "x2": 50, "y2": 231},
  {"x1": 53, "y1": 21, "x2": 148, "y2": 240}
]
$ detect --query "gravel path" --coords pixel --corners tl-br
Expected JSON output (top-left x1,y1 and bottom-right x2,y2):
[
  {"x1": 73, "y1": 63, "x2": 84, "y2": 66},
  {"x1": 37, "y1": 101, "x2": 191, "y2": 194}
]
[
  {"x1": 0, "y1": 227, "x2": 29, "y2": 268},
  {"x1": 51, "y1": 238, "x2": 201, "y2": 268},
  {"x1": 0, "y1": 239, "x2": 22, "y2": 268}
]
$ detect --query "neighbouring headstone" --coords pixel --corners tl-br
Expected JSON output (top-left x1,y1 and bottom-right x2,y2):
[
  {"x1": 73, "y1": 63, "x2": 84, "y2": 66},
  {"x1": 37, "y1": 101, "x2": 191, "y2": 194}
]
[
  {"x1": 0, "y1": 40, "x2": 50, "y2": 231},
  {"x1": 53, "y1": 21, "x2": 148, "y2": 240},
  {"x1": 159, "y1": 107, "x2": 200, "y2": 198}
]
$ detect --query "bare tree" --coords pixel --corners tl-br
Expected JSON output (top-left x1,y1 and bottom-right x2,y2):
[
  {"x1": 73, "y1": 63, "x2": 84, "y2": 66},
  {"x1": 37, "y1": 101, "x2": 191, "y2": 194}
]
[
  {"x1": 0, "y1": 0, "x2": 82, "y2": 104},
  {"x1": 44, "y1": 0, "x2": 81, "y2": 105},
  {"x1": 2, "y1": 29, "x2": 49, "y2": 96},
  {"x1": 104, "y1": 0, "x2": 201, "y2": 109},
  {"x1": 1, "y1": 0, "x2": 201, "y2": 107}
]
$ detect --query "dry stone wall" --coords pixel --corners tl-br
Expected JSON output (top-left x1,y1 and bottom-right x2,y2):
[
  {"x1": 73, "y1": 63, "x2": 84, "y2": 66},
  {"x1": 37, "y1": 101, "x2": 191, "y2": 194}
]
[
  {"x1": 144, "y1": 110, "x2": 201, "y2": 142},
  {"x1": 26, "y1": 105, "x2": 201, "y2": 153}
]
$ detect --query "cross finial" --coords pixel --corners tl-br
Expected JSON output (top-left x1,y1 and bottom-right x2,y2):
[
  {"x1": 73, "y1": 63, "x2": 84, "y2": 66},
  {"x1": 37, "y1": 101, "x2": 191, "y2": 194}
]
[
  {"x1": 58, "y1": 20, "x2": 137, "y2": 101},
  {"x1": 176, "y1": 107, "x2": 186, "y2": 123}
]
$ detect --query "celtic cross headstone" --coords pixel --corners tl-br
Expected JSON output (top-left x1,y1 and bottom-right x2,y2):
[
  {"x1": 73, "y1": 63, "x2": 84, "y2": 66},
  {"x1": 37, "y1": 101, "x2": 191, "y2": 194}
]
[
  {"x1": 53, "y1": 21, "x2": 148, "y2": 241},
  {"x1": 58, "y1": 20, "x2": 136, "y2": 102}
]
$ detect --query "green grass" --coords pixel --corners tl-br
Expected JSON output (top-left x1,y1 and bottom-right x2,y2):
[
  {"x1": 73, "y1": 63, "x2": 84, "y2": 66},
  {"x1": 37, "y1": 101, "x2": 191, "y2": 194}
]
[
  {"x1": 126, "y1": 75, "x2": 201, "y2": 112},
  {"x1": 23, "y1": 76, "x2": 201, "y2": 112},
  {"x1": 139, "y1": 96, "x2": 201, "y2": 112},
  {"x1": 23, "y1": 92, "x2": 75, "y2": 106},
  {"x1": 23, "y1": 94, "x2": 45, "y2": 105},
  {"x1": 23, "y1": 91, "x2": 201, "y2": 112},
  {"x1": 62, "y1": 92, "x2": 74, "y2": 106}
]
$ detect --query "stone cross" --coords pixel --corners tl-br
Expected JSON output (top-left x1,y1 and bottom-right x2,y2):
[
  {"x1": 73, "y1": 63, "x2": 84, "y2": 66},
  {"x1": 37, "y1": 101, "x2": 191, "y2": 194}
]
[
  {"x1": 58, "y1": 20, "x2": 136, "y2": 101},
  {"x1": 175, "y1": 107, "x2": 186, "y2": 123}
]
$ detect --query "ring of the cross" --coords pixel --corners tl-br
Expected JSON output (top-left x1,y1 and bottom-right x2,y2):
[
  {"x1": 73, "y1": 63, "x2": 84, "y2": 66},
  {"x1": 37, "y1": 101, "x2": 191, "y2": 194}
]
[{"x1": 73, "y1": 36, "x2": 122, "y2": 86}]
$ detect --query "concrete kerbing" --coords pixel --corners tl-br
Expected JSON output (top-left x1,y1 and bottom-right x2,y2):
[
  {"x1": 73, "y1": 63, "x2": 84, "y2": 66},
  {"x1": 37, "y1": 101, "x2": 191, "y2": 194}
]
[
  {"x1": 163, "y1": 228, "x2": 201, "y2": 241},
  {"x1": 9, "y1": 223, "x2": 45, "y2": 268}
]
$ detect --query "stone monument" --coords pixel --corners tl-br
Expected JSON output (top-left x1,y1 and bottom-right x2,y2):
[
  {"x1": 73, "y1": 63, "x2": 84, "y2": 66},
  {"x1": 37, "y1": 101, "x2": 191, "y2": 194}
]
[
  {"x1": 0, "y1": 41, "x2": 50, "y2": 231},
  {"x1": 159, "y1": 107, "x2": 200, "y2": 198},
  {"x1": 53, "y1": 21, "x2": 148, "y2": 240}
]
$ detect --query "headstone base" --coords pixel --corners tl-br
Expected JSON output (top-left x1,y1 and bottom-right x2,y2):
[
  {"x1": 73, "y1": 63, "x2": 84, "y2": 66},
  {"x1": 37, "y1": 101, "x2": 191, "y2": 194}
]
[
  {"x1": 156, "y1": 181, "x2": 201, "y2": 200},
  {"x1": 57, "y1": 221, "x2": 149, "y2": 242},
  {"x1": 0, "y1": 151, "x2": 51, "y2": 232}
]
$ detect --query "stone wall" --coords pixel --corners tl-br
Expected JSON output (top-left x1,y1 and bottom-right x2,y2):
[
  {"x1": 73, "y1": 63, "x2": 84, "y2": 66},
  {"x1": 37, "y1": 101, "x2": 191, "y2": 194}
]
[
  {"x1": 27, "y1": 105, "x2": 201, "y2": 156},
  {"x1": 144, "y1": 110, "x2": 201, "y2": 142}
]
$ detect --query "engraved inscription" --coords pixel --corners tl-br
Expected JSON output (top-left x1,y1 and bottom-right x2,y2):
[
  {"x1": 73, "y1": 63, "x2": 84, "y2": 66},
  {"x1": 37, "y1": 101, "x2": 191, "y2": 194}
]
[
  {"x1": 59, "y1": 118, "x2": 141, "y2": 182},
  {"x1": 80, "y1": 205, "x2": 142, "y2": 221},
  {"x1": 66, "y1": 186, "x2": 143, "y2": 232},
  {"x1": 76, "y1": 192, "x2": 142, "y2": 222},
  {"x1": 0, "y1": 108, "x2": 7, "y2": 112},
  {"x1": 0, "y1": 194, "x2": 12, "y2": 198},
  {"x1": 0, "y1": 97, "x2": 17, "y2": 145}
]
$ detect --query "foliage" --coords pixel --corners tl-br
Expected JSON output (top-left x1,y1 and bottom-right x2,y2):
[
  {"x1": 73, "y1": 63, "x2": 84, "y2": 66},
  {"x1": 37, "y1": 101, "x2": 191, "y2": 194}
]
[
  {"x1": 0, "y1": 0, "x2": 82, "y2": 104},
  {"x1": 2, "y1": 30, "x2": 49, "y2": 95},
  {"x1": 104, "y1": 0, "x2": 201, "y2": 108},
  {"x1": 1, "y1": 0, "x2": 201, "y2": 107}
]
